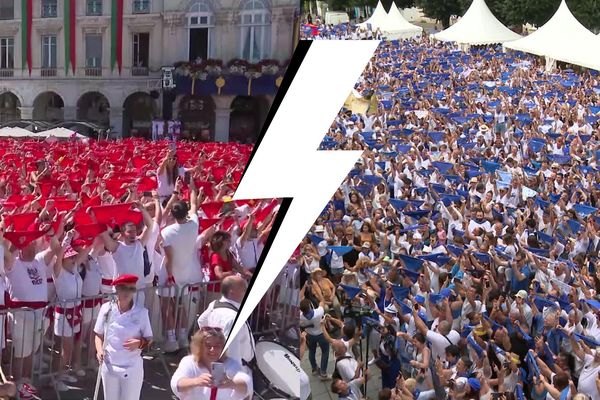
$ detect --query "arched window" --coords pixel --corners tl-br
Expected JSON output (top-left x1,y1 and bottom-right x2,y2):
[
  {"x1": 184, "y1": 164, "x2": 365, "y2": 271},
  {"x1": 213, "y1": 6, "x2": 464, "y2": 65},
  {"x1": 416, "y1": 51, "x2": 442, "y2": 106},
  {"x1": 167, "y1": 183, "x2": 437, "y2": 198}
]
[
  {"x1": 239, "y1": 0, "x2": 271, "y2": 62},
  {"x1": 187, "y1": 0, "x2": 215, "y2": 62}
]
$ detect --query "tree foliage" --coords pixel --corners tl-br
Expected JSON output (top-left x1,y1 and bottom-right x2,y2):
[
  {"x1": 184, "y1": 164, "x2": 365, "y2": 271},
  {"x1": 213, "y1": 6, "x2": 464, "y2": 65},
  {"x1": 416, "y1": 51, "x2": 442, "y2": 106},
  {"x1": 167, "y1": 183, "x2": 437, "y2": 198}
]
[
  {"x1": 323, "y1": 0, "x2": 600, "y2": 32},
  {"x1": 415, "y1": 0, "x2": 462, "y2": 28}
]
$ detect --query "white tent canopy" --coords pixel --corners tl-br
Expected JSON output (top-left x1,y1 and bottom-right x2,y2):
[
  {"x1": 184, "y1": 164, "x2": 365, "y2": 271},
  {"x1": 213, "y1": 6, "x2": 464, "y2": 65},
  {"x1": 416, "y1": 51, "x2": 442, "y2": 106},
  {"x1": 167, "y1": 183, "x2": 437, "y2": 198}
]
[
  {"x1": 433, "y1": 0, "x2": 521, "y2": 45},
  {"x1": 505, "y1": 0, "x2": 600, "y2": 71},
  {"x1": 36, "y1": 127, "x2": 85, "y2": 138},
  {"x1": 0, "y1": 127, "x2": 38, "y2": 137},
  {"x1": 358, "y1": 0, "x2": 387, "y2": 28},
  {"x1": 358, "y1": 1, "x2": 422, "y2": 39}
]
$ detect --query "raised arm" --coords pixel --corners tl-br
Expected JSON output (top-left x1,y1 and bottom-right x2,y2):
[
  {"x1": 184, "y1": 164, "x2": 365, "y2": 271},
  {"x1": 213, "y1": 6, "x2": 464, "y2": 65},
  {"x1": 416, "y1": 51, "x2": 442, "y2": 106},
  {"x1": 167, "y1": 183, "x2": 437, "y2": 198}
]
[
  {"x1": 136, "y1": 201, "x2": 154, "y2": 247},
  {"x1": 189, "y1": 178, "x2": 198, "y2": 216}
]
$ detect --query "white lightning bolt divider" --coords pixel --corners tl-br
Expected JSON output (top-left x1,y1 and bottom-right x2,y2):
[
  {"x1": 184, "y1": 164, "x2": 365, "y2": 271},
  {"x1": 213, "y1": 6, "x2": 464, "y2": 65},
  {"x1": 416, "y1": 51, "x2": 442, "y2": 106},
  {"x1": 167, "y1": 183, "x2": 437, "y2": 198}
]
[{"x1": 230, "y1": 40, "x2": 380, "y2": 351}]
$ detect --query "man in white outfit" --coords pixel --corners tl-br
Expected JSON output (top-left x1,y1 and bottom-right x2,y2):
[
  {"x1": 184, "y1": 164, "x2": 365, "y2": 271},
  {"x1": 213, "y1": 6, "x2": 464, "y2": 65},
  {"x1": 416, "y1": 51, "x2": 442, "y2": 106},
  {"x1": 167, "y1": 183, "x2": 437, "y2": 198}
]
[
  {"x1": 197, "y1": 276, "x2": 254, "y2": 396},
  {"x1": 98, "y1": 202, "x2": 154, "y2": 305},
  {"x1": 161, "y1": 179, "x2": 201, "y2": 352}
]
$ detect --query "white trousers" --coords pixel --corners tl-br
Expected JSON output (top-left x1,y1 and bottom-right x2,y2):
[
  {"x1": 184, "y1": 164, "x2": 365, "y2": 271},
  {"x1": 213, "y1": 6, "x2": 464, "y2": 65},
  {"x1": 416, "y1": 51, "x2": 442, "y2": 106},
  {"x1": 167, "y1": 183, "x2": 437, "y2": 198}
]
[{"x1": 101, "y1": 358, "x2": 144, "y2": 400}]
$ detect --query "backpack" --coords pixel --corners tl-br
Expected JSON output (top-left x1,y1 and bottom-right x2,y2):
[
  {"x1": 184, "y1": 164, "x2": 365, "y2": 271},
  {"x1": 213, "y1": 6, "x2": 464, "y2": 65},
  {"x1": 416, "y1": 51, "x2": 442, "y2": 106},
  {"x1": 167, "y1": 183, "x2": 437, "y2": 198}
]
[{"x1": 332, "y1": 355, "x2": 352, "y2": 380}]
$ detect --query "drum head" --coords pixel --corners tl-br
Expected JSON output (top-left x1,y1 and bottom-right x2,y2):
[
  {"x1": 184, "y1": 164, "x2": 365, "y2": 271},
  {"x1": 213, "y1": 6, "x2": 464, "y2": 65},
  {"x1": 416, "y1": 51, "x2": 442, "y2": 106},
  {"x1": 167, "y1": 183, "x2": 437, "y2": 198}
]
[{"x1": 255, "y1": 340, "x2": 302, "y2": 398}]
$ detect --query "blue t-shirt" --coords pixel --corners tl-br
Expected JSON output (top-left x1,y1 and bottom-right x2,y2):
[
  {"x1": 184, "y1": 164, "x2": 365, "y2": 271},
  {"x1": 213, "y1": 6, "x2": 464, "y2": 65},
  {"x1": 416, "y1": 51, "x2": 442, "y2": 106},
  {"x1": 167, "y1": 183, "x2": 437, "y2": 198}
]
[{"x1": 511, "y1": 264, "x2": 532, "y2": 292}]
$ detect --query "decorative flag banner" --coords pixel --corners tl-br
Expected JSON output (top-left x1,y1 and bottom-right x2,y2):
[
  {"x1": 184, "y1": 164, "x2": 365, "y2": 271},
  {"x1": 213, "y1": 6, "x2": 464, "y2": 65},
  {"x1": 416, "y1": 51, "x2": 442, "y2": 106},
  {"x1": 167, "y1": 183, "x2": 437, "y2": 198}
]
[
  {"x1": 111, "y1": 0, "x2": 124, "y2": 74},
  {"x1": 497, "y1": 170, "x2": 512, "y2": 183},
  {"x1": 398, "y1": 253, "x2": 424, "y2": 271},
  {"x1": 21, "y1": 0, "x2": 32, "y2": 75},
  {"x1": 64, "y1": 0, "x2": 76, "y2": 74},
  {"x1": 551, "y1": 278, "x2": 572, "y2": 295},
  {"x1": 391, "y1": 284, "x2": 409, "y2": 302},
  {"x1": 340, "y1": 284, "x2": 361, "y2": 300},
  {"x1": 327, "y1": 246, "x2": 353, "y2": 256},
  {"x1": 522, "y1": 186, "x2": 537, "y2": 200}
]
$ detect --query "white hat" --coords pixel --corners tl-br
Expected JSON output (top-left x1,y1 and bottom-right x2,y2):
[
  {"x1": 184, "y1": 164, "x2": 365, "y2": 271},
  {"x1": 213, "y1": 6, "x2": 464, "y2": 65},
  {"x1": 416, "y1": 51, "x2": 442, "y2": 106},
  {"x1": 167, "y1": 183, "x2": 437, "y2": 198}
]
[
  {"x1": 362, "y1": 242, "x2": 371, "y2": 248},
  {"x1": 413, "y1": 232, "x2": 422, "y2": 240},
  {"x1": 314, "y1": 225, "x2": 325, "y2": 233},
  {"x1": 480, "y1": 125, "x2": 489, "y2": 132},
  {"x1": 317, "y1": 241, "x2": 328, "y2": 256},
  {"x1": 515, "y1": 290, "x2": 528, "y2": 299}
]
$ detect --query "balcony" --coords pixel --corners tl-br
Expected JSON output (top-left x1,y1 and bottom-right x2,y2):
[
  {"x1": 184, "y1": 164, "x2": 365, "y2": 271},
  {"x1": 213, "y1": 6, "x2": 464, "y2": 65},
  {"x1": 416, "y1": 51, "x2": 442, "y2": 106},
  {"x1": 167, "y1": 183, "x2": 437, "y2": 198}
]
[
  {"x1": 131, "y1": 66, "x2": 149, "y2": 76},
  {"x1": 0, "y1": 69, "x2": 13, "y2": 77},
  {"x1": 132, "y1": 1, "x2": 150, "y2": 14},
  {"x1": 40, "y1": 68, "x2": 57, "y2": 77},
  {"x1": 85, "y1": 67, "x2": 102, "y2": 77},
  {"x1": 86, "y1": 7, "x2": 102, "y2": 16}
]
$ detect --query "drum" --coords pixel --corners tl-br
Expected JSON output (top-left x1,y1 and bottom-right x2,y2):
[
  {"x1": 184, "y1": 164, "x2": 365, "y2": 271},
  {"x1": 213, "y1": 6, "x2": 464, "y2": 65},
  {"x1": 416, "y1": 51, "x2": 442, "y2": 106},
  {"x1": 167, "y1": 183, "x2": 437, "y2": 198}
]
[{"x1": 252, "y1": 340, "x2": 302, "y2": 400}]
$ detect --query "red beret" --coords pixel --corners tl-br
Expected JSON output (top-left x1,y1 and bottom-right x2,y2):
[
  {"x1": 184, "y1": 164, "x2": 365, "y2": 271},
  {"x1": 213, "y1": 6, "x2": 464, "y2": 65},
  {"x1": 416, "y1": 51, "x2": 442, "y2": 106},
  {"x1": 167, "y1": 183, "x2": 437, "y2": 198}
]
[{"x1": 112, "y1": 274, "x2": 138, "y2": 287}]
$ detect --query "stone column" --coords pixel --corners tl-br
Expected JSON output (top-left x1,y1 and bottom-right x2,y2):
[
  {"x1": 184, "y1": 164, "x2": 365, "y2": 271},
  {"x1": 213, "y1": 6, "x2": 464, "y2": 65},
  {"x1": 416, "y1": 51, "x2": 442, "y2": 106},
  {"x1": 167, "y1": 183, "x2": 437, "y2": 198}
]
[
  {"x1": 110, "y1": 106, "x2": 124, "y2": 138},
  {"x1": 213, "y1": 96, "x2": 234, "y2": 143},
  {"x1": 19, "y1": 106, "x2": 34, "y2": 120}
]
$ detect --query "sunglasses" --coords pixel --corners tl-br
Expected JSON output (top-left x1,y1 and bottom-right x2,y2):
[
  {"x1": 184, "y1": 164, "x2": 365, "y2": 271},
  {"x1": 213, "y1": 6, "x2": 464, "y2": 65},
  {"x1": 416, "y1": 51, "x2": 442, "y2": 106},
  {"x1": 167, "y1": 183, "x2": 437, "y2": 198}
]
[{"x1": 116, "y1": 285, "x2": 137, "y2": 292}]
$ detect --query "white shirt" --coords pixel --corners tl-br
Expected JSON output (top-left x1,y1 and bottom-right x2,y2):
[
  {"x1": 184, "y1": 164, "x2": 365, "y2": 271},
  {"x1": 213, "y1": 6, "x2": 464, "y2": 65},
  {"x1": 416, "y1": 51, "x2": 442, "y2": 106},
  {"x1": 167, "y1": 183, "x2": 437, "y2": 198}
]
[
  {"x1": 93, "y1": 302, "x2": 153, "y2": 368},
  {"x1": 161, "y1": 215, "x2": 202, "y2": 285},
  {"x1": 197, "y1": 297, "x2": 254, "y2": 363},
  {"x1": 577, "y1": 354, "x2": 600, "y2": 399},
  {"x1": 157, "y1": 166, "x2": 185, "y2": 198},
  {"x1": 6, "y1": 253, "x2": 49, "y2": 303},
  {"x1": 54, "y1": 267, "x2": 83, "y2": 308},
  {"x1": 171, "y1": 355, "x2": 251, "y2": 400},
  {"x1": 81, "y1": 257, "x2": 103, "y2": 297},
  {"x1": 112, "y1": 241, "x2": 145, "y2": 289},
  {"x1": 299, "y1": 306, "x2": 324, "y2": 337},
  {"x1": 143, "y1": 222, "x2": 161, "y2": 284},
  {"x1": 235, "y1": 237, "x2": 263, "y2": 271},
  {"x1": 426, "y1": 329, "x2": 460, "y2": 360}
]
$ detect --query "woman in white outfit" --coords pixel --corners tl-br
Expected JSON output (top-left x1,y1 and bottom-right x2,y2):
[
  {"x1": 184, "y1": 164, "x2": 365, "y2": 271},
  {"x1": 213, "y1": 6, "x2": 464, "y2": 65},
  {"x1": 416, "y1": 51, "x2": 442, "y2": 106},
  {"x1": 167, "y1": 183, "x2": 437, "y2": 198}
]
[
  {"x1": 94, "y1": 274, "x2": 153, "y2": 400},
  {"x1": 52, "y1": 233, "x2": 91, "y2": 391},
  {"x1": 72, "y1": 237, "x2": 103, "y2": 377},
  {"x1": 171, "y1": 327, "x2": 252, "y2": 400}
]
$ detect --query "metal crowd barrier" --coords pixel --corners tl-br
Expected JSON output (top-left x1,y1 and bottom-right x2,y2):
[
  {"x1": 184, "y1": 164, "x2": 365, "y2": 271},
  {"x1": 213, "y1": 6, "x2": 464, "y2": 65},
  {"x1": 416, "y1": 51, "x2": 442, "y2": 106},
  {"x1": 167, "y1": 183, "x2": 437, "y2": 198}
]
[{"x1": 0, "y1": 272, "x2": 297, "y2": 399}]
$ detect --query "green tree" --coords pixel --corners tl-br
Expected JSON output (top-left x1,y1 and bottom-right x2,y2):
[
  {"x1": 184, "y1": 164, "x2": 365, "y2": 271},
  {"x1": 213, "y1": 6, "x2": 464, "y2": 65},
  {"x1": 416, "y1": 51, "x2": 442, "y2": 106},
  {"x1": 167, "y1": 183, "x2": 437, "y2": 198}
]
[
  {"x1": 570, "y1": 0, "x2": 600, "y2": 32},
  {"x1": 416, "y1": 0, "x2": 462, "y2": 28}
]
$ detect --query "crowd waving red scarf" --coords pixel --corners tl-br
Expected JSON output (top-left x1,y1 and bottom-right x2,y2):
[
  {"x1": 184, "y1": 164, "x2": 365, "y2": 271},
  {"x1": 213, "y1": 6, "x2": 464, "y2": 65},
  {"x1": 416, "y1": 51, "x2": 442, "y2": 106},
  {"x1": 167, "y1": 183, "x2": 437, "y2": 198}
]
[{"x1": 0, "y1": 138, "x2": 279, "y2": 249}]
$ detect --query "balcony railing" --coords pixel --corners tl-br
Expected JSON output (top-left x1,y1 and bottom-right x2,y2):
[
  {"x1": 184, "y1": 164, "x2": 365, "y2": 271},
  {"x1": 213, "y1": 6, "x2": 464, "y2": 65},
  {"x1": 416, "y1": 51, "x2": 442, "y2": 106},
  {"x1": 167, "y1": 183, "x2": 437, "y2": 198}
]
[
  {"x1": 41, "y1": 68, "x2": 57, "y2": 77},
  {"x1": 86, "y1": 6, "x2": 102, "y2": 16},
  {"x1": 0, "y1": 69, "x2": 13, "y2": 77},
  {"x1": 131, "y1": 66, "x2": 149, "y2": 76},
  {"x1": 85, "y1": 67, "x2": 102, "y2": 77},
  {"x1": 132, "y1": 1, "x2": 150, "y2": 14}
]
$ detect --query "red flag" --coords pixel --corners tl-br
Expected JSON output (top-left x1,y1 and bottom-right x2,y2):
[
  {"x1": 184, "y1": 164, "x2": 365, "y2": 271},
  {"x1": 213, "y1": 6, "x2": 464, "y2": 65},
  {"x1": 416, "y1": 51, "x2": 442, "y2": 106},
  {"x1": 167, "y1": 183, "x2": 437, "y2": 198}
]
[
  {"x1": 198, "y1": 218, "x2": 220, "y2": 233},
  {"x1": 4, "y1": 230, "x2": 45, "y2": 249},
  {"x1": 75, "y1": 223, "x2": 107, "y2": 244},
  {"x1": 200, "y1": 202, "x2": 223, "y2": 219},
  {"x1": 6, "y1": 212, "x2": 38, "y2": 231}
]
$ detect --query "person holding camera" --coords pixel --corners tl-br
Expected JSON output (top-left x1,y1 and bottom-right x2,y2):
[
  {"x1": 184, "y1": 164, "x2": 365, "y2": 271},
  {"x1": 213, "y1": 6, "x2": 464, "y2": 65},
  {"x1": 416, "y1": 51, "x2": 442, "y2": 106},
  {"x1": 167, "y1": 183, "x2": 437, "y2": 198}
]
[
  {"x1": 300, "y1": 281, "x2": 331, "y2": 380},
  {"x1": 170, "y1": 328, "x2": 251, "y2": 400}
]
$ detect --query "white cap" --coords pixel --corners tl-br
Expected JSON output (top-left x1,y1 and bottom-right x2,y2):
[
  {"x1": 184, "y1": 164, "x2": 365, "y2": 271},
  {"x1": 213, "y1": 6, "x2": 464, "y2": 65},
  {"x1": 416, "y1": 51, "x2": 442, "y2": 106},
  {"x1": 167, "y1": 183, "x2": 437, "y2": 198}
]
[{"x1": 317, "y1": 241, "x2": 328, "y2": 256}]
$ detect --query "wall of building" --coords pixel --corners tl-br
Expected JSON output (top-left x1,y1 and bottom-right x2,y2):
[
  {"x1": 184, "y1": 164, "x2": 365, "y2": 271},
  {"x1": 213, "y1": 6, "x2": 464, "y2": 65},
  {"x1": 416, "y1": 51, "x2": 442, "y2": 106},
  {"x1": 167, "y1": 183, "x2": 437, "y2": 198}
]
[{"x1": 0, "y1": 0, "x2": 295, "y2": 141}]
